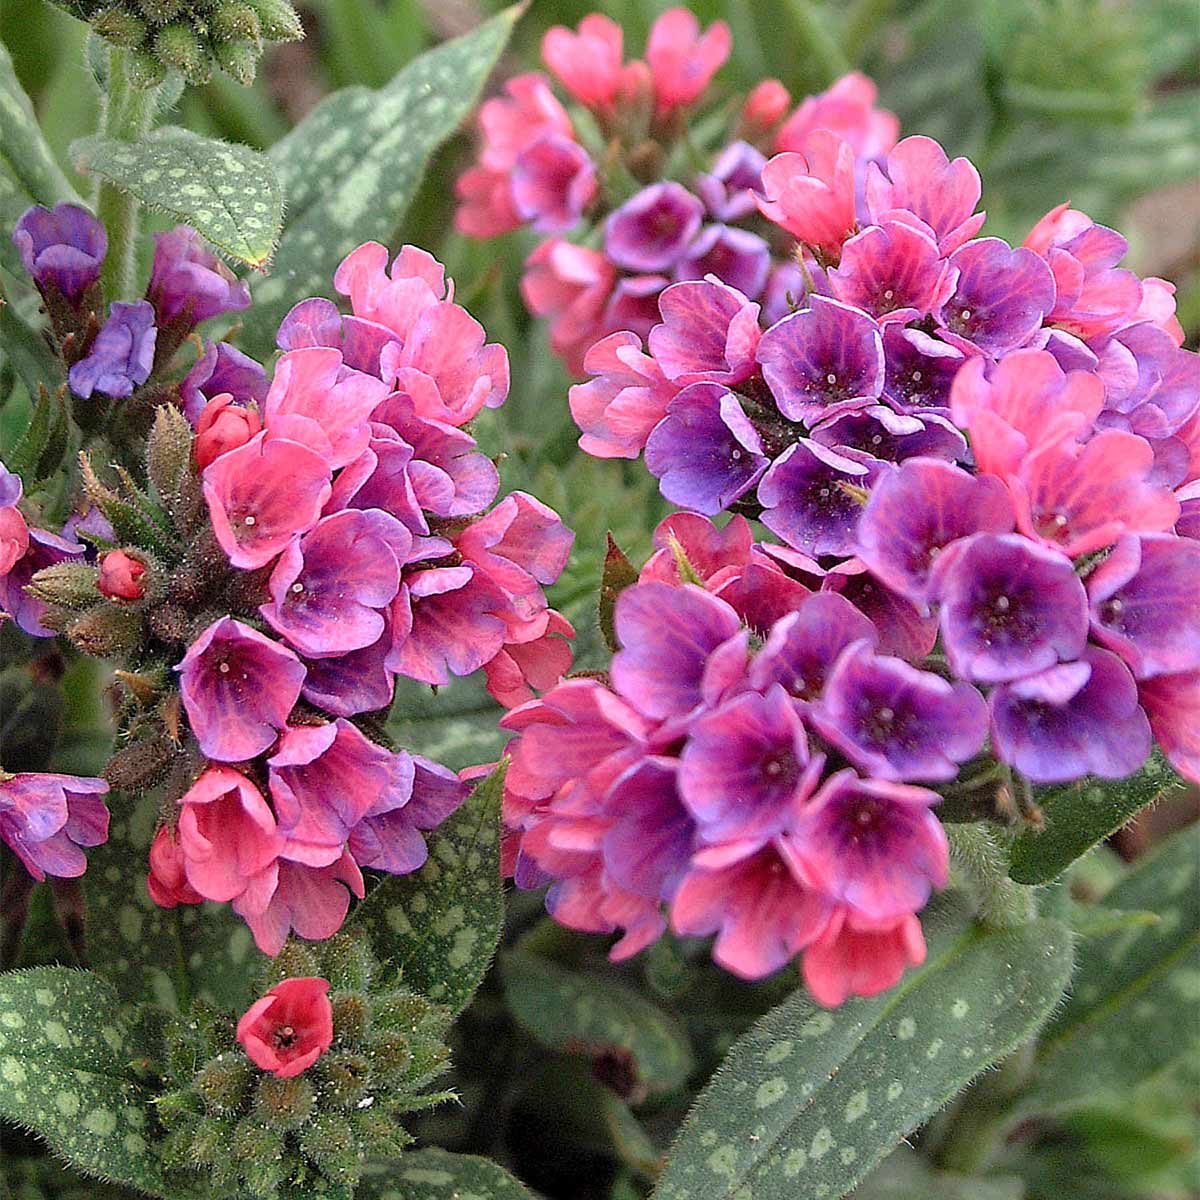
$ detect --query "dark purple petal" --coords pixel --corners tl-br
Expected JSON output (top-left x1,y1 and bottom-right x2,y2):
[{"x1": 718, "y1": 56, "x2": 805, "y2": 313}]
[
  {"x1": 605, "y1": 182, "x2": 705, "y2": 272},
  {"x1": 68, "y1": 301, "x2": 157, "y2": 399},
  {"x1": 12, "y1": 203, "x2": 106, "y2": 301}
]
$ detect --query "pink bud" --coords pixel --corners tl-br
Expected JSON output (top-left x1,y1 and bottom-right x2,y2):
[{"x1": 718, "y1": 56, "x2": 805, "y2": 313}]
[
  {"x1": 98, "y1": 549, "x2": 146, "y2": 601},
  {"x1": 742, "y1": 80, "x2": 791, "y2": 132},
  {"x1": 194, "y1": 392, "x2": 262, "y2": 470},
  {"x1": 146, "y1": 825, "x2": 203, "y2": 909}
]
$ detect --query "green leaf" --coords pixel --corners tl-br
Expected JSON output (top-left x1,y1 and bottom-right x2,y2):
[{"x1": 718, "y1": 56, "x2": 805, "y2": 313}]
[
  {"x1": 70, "y1": 127, "x2": 282, "y2": 267},
  {"x1": 504, "y1": 950, "x2": 695, "y2": 1095},
  {"x1": 3, "y1": 380, "x2": 68, "y2": 489},
  {"x1": 351, "y1": 762, "x2": 506, "y2": 1016},
  {"x1": 1021, "y1": 825, "x2": 1200, "y2": 1115},
  {"x1": 1009, "y1": 752, "x2": 1187, "y2": 884},
  {"x1": 851, "y1": 1148, "x2": 1024, "y2": 1199},
  {"x1": 240, "y1": 4, "x2": 523, "y2": 354},
  {"x1": 358, "y1": 1148, "x2": 535, "y2": 1199},
  {"x1": 599, "y1": 533, "x2": 639, "y2": 654},
  {"x1": 652, "y1": 900, "x2": 1073, "y2": 1200},
  {"x1": 0, "y1": 285, "x2": 66, "y2": 403},
  {"x1": 0, "y1": 40, "x2": 79, "y2": 279},
  {"x1": 84, "y1": 788, "x2": 261, "y2": 1014},
  {"x1": 0, "y1": 967, "x2": 165, "y2": 1194},
  {"x1": 387, "y1": 673, "x2": 509, "y2": 773}
]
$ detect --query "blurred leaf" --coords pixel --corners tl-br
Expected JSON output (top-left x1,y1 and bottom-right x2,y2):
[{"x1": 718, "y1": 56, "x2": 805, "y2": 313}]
[
  {"x1": 1020, "y1": 825, "x2": 1200, "y2": 1115},
  {"x1": 652, "y1": 898, "x2": 1073, "y2": 1200},
  {"x1": 0, "y1": 289, "x2": 65, "y2": 433},
  {"x1": 1066, "y1": 904, "x2": 1161, "y2": 941},
  {"x1": 352, "y1": 762, "x2": 506, "y2": 1016},
  {"x1": 1009, "y1": 751, "x2": 1187, "y2": 884},
  {"x1": 241, "y1": 4, "x2": 523, "y2": 355},
  {"x1": 3, "y1": 381, "x2": 69, "y2": 491},
  {"x1": 387, "y1": 673, "x2": 510, "y2": 773},
  {"x1": 504, "y1": 949, "x2": 695, "y2": 1095},
  {"x1": 359, "y1": 1148, "x2": 535, "y2": 1198},
  {"x1": 70, "y1": 127, "x2": 283, "y2": 267},
  {"x1": 851, "y1": 1148, "x2": 1023, "y2": 1199},
  {"x1": 0, "y1": 40, "x2": 80, "y2": 279},
  {"x1": 0, "y1": 967, "x2": 166, "y2": 1194}
]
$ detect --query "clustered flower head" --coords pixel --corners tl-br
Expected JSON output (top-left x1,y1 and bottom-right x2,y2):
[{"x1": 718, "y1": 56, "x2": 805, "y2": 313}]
[
  {"x1": 455, "y1": 7, "x2": 898, "y2": 374},
  {"x1": 155, "y1": 935, "x2": 452, "y2": 1198},
  {"x1": 4, "y1": 209, "x2": 575, "y2": 946}
]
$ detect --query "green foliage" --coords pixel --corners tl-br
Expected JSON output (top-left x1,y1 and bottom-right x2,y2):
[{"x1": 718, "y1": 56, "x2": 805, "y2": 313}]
[
  {"x1": 70, "y1": 126, "x2": 282, "y2": 266},
  {"x1": 852, "y1": 1149, "x2": 1023, "y2": 1199},
  {"x1": 357, "y1": 1148, "x2": 536, "y2": 1199},
  {"x1": 598, "y1": 533, "x2": 639, "y2": 654},
  {"x1": 351, "y1": 762, "x2": 507, "y2": 1017},
  {"x1": 504, "y1": 948, "x2": 695, "y2": 1095},
  {"x1": 239, "y1": 4, "x2": 523, "y2": 354},
  {"x1": 2, "y1": 380, "x2": 69, "y2": 491},
  {"x1": 387, "y1": 674, "x2": 510, "y2": 773},
  {"x1": 653, "y1": 899, "x2": 1073, "y2": 1200},
  {"x1": 0, "y1": 967, "x2": 165, "y2": 1194},
  {"x1": 0, "y1": 287, "x2": 66, "y2": 407},
  {"x1": 1020, "y1": 825, "x2": 1200, "y2": 1116},
  {"x1": 0, "y1": 40, "x2": 79, "y2": 279},
  {"x1": 1009, "y1": 752, "x2": 1189, "y2": 884}
]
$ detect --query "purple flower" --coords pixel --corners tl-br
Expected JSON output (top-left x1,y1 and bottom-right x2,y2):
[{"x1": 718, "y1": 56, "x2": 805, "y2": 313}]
[
  {"x1": 810, "y1": 640, "x2": 988, "y2": 781},
  {"x1": 647, "y1": 278, "x2": 761, "y2": 386},
  {"x1": 933, "y1": 532, "x2": 1089, "y2": 684},
  {"x1": 879, "y1": 326, "x2": 963, "y2": 414},
  {"x1": 990, "y1": 647, "x2": 1152, "y2": 782},
  {"x1": 0, "y1": 526, "x2": 85, "y2": 637},
  {"x1": 261, "y1": 509, "x2": 409, "y2": 657},
  {"x1": 679, "y1": 685, "x2": 820, "y2": 848},
  {"x1": 147, "y1": 226, "x2": 251, "y2": 328},
  {"x1": 12, "y1": 203, "x2": 106, "y2": 301},
  {"x1": 602, "y1": 757, "x2": 694, "y2": 901},
  {"x1": 782, "y1": 770, "x2": 948, "y2": 924},
  {"x1": 349, "y1": 754, "x2": 467, "y2": 874},
  {"x1": 748, "y1": 591, "x2": 878, "y2": 702},
  {"x1": 178, "y1": 617, "x2": 306, "y2": 762},
  {"x1": 812, "y1": 405, "x2": 966, "y2": 464},
  {"x1": 0, "y1": 772, "x2": 109, "y2": 880},
  {"x1": 611, "y1": 583, "x2": 741, "y2": 720},
  {"x1": 1098, "y1": 323, "x2": 1200, "y2": 440},
  {"x1": 645, "y1": 383, "x2": 767, "y2": 514},
  {"x1": 758, "y1": 439, "x2": 884, "y2": 557},
  {"x1": 511, "y1": 134, "x2": 598, "y2": 233},
  {"x1": 935, "y1": 238, "x2": 1056, "y2": 357},
  {"x1": 757, "y1": 296, "x2": 885, "y2": 425},
  {"x1": 673, "y1": 225, "x2": 771, "y2": 299},
  {"x1": 605, "y1": 182, "x2": 705, "y2": 272},
  {"x1": 696, "y1": 141, "x2": 767, "y2": 222},
  {"x1": 268, "y1": 719, "x2": 412, "y2": 865},
  {"x1": 1086, "y1": 534, "x2": 1200, "y2": 679},
  {"x1": 828, "y1": 220, "x2": 954, "y2": 324},
  {"x1": 276, "y1": 296, "x2": 399, "y2": 377},
  {"x1": 761, "y1": 261, "x2": 807, "y2": 326},
  {"x1": 392, "y1": 404, "x2": 501, "y2": 519},
  {"x1": 180, "y1": 341, "x2": 268, "y2": 425},
  {"x1": 855, "y1": 458, "x2": 1015, "y2": 603},
  {"x1": 301, "y1": 630, "x2": 395, "y2": 718},
  {"x1": 68, "y1": 300, "x2": 156, "y2": 399},
  {"x1": 822, "y1": 563, "x2": 938, "y2": 663},
  {"x1": 603, "y1": 275, "x2": 670, "y2": 341}
]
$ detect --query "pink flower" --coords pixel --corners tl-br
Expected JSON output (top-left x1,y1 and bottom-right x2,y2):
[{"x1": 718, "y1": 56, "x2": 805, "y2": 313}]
[
  {"x1": 865, "y1": 136, "x2": 984, "y2": 255},
  {"x1": 741, "y1": 79, "x2": 791, "y2": 134},
  {"x1": 774, "y1": 72, "x2": 899, "y2": 161},
  {"x1": 147, "y1": 825, "x2": 203, "y2": 908},
  {"x1": 177, "y1": 767, "x2": 282, "y2": 905},
  {"x1": 648, "y1": 279, "x2": 762, "y2": 386},
  {"x1": 510, "y1": 135, "x2": 597, "y2": 233},
  {"x1": 236, "y1": 977, "x2": 334, "y2": 1077},
  {"x1": 484, "y1": 610, "x2": 575, "y2": 708},
  {"x1": 455, "y1": 165, "x2": 522, "y2": 238},
  {"x1": 542, "y1": 14, "x2": 625, "y2": 112},
  {"x1": 477, "y1": 73, "x2": 573, "y2": 172},
  {"x1": 97, "y1": 549, "x2": 145, "y2": 601},
  {"x1": 178, "y1": 617, "x2": 306, "y2": 762},
  {"x1": 522, "y1": 239, "x2": 616, "y2": 376},
  {"x1": 569, "y1": 331, "x2": 678, "y2": 458},
  {"x1": 1138, "y1": 670, "x2": 1200, "y2": 783},
  {"x1": 194, "y1": 393, "x2": 263, "y2": 470},
  {"x1": 235, "y1": 852, "x2": 365, "y2": 956},
  {"x1": 758, "y1": 133, "x2": 858, "y2": 260},
  {"x1": 802, "y1": 910, "x2": 926, "y2": 1007},
  {"x1": 202, "y1": 425, "x2": 332, "y2": 570},
  {"x1": 0, "y1": 772, "x2": 109, "y2": 881},
  {"x1": 0, "y1": 466, "x2": 30, "y2": 576},
  {"x1": 645, "y1": 7, "x2": 731, "y2": 115}
]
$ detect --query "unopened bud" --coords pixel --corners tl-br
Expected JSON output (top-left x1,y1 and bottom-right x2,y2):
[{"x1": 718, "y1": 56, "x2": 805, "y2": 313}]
[
  {"x1": 27, "y1": 562, "x2": 101, "y2": 610},
  {"x1": 351, "y1": 1106, "x2": 412, "y2": 1157},
  {"x1": 244, "y1": 0, "x2": 302, "y2": 41},
  {"x1": 190, "y1": 1114, "x2": 235, "y2": 1166},
  {"x1": 231, "y1": 1116, "x2": 281, "y2": 1163},
  {"x1": 136, "y1": 0, "x2": 184, "y2": 23},
  {"x1": 373, "y1": 988, "x2": 433, "y2": 1033},
  {"x1": 147, "y1": 404, "x2": 195, "y2": 505},
  {"x1": 740, "y1": 79, "x2": 791, "y2": 134},
  {"x1": 148, "y1": 603, "x2": 189, "y2": 643},
  {"x1": 254, "y1": 1073, "x2": 315, "y2": 1130},
  {"x1": 125, "y1": 49, "x2": 166, "y2": 90},
  {"x1": 330, "y1": 991, "x2": 369, "y2": 1045},
  {"x1": 213, "y1": 39, "x2": 258, "y2": 85},
  {"x1": 316, "y1": 1050, "x2": 370, "y2": 1108},
  {"x1": 67, "y1": 605, "x2": 143, "y2": 657},
  {"x1": 298, "y1": 1110, "x2": 354, "y2": 1163},
  {"x1": 262, "y1": 940, "x2": 321, "y2": 986},
  {"x1": 196, "y1": 1053, "x2": 254, "y2": 1113},
  {"x1": 194, "y1": 394, "x2": 262, "y2": 470},
  {"x1": 322, "y1": 931, "x2": 374, "y2": 992},
  {"x1": 210, "y1": 0, "x2": 262, "y2": 44},
  {"x1": 98, "y1": 549, "x2": 147, "y2": 602},
  {"x1": 104, "y1": 733, "x2": 173, "y2": 790},
  {"x1": 154, "y1": 24, "x2": 211, "y2": 86},
  {"x1": 93, "y1": 7, "x2": 148, "y2": 47}
]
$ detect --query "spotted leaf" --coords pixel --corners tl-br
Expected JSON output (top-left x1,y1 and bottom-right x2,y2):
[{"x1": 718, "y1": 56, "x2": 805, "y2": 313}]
[
  {"x1": 652, "y1": 897, "x2": 1073, "y2": 1200},
  {"x1": 358, "y1": 1149, "x2": 535, "y2": 1198},
  {"x1": 70, "y1": 128, "x2": 282, "y2": 268}
]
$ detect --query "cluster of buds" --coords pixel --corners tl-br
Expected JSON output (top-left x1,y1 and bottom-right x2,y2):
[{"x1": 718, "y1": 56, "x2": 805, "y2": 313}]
[
  {"x1": 456, "y1": 9, "x2": 900, "y2": 373},
  {"x1": 4, "y1": 208, "x2": 575, "y2": 949},
  {"x1": 51, "y1": 0, "x2": 302, "y2": 87},
  {"x1": 155, "y1": 934, "x2": 452, "y2": 1197}
]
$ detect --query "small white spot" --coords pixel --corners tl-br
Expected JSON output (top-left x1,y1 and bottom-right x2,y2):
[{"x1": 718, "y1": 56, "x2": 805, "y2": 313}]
[
  {"x1": 243, "y1": 515, "x2": 256, "y2": 526},
  {"x1": 897, "y1": 1017, "x2": 916, "y2": 1040},
  {"x1": 291, "y1": 582, "x2": 304, "y2": 594},
  {"x1": 961, "y1": 309, "x2": 972, "y2": 321},
  {"x1": 218, "y1": 662, "x2": 230, "y2": 674}
]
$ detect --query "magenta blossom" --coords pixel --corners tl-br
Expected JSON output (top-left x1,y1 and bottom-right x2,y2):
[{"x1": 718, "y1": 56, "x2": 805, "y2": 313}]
[
  {"x1": 13, "y1": 203, "x2": 106, "y2": 301},
  {"x1": 645, "y1": 7, "x2": 731, "y2": 115},
  {"x1": 0, "y1": 772, "x2": 109, "y2": 881},
  {"x1": 606, "y1": 183, "x2": 705, "y2": 273},
  {"x1": 648, "y1": 279, "x2": 761, "y2": 386}
]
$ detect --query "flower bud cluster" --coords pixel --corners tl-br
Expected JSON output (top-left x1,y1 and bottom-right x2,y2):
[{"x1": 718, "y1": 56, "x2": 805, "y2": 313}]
[{"x1": 154, "y1": 934, "x2": 452, "y2": 1198}]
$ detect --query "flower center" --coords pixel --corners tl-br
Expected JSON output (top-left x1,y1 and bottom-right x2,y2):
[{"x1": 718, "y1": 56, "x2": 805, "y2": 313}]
[{"x1": 273, "y1": 1024, "x2": 298, "y2": 1049}]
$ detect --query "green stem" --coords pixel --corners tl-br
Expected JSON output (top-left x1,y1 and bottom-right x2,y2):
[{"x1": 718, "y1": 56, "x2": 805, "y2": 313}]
[
  {"x1": 96, "y1": 47, "x2": 158, "y2": 300},
  {"x1": 784, "y1": 0, "x2": 851, "y2": 88},
  {"x1": 947, "y1": 824, "x2": 1036, "y2": 930}
]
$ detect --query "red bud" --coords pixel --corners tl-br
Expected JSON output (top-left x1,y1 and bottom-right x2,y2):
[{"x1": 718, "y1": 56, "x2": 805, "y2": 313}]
[
  {"x1": 98, "y1": 549, "x2": 147, "y2": 601},
  {"x1": 194, "y1": 393, "x2": 262, "y2": 470}
]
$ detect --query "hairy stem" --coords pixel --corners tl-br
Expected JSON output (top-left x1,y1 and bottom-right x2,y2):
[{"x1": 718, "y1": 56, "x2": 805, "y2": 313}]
[{"x1": 948, "y1": 823, "x2": 1037, "y2": 929}]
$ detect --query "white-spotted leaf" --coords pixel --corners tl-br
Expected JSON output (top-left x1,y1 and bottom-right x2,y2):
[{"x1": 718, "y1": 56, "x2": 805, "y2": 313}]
[{"x1": 359, "y1": 1148, "x2": 535, "y2": 1198}]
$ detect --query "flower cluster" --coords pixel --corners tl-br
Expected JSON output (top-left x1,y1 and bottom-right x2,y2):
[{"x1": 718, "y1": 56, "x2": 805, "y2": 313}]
[
  {"x1": 156, "y1": 935, "x2": 452, "y2": 1198},
  {"x1": 455, "y1": 8, "x2": 900, "y2": 374},
  {"x1": 503, "y1": 514, "x2": 973, "y2": 1007},
  {"x1": 570, "y1": 142, "x2": 1198, "y2": 568}
]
